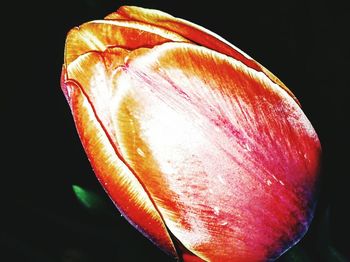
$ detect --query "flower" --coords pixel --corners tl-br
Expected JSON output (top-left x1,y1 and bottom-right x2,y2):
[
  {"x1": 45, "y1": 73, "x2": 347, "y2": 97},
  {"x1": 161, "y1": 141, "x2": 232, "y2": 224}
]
[{"x1": 61, "y1": 6, "x2": 321, "y2": 261}]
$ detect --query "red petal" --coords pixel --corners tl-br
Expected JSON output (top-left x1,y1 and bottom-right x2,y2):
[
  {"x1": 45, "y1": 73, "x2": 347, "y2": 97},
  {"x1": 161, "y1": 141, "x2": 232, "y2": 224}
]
[
  {"x1": 64, "y1": 19, "x2": 189, "y2": 65},
  {"x1": 62, "y1": 7, "x2": 321, "y2": 260},
  {"x1": 106, "y1": 42, "x2": 321, "y2": 261},
  {"x1": 62, "y1": 59, "x2": 177, "y2": 258},
  {"x1": 106, "y1": 6, "x2": 298, "y2": 104}
]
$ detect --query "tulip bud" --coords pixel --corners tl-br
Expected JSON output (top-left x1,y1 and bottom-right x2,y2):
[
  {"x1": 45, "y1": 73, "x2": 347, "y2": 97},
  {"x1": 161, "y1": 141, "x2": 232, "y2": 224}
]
[{"x1": 61, "y1": 6, "x2": 321, "y2": 261}]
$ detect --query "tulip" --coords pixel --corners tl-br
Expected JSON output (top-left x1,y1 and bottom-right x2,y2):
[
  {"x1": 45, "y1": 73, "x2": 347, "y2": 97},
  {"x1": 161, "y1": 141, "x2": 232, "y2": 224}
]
[{"x1": 61, "y1": 6, "x2": 321, "y2": 261}]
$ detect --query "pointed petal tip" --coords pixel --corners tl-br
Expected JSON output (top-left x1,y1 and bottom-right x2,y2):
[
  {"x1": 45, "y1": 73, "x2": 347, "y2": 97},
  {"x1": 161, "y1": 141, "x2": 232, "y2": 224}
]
[{"x1": 60, "y1": 65, "x2": 71, "y2": 104}]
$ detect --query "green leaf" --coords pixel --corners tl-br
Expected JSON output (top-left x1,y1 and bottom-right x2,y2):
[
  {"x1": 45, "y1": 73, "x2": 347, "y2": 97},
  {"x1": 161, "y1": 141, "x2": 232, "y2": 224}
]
[{"x1": 72, "y1": 185, "x2": 109, "y2": 212}]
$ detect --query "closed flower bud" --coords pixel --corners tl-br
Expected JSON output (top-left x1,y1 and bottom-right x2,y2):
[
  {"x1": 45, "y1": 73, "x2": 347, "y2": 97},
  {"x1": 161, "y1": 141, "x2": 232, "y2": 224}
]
[{"x1": 61, "y1": 6, "x2": 321, "y2": 261}]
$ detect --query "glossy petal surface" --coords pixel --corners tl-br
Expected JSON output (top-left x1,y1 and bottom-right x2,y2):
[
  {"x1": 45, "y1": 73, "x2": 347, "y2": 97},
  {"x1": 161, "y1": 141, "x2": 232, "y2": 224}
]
[
  {"x1": 105, "y1": 6, "x2": 297, "y2": 103},
  {"x1": 62, "y1": 6, "x2": 321, "y2": 262},
  {"x1": 62, "y1": 67, "x2": 177, "y2": 257}
]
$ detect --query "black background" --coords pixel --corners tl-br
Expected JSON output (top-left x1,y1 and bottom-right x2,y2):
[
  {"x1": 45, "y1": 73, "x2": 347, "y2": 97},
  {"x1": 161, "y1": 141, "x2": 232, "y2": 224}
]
[{"x1": 3, "y1": 0, "x2": 349, "y2": 261}]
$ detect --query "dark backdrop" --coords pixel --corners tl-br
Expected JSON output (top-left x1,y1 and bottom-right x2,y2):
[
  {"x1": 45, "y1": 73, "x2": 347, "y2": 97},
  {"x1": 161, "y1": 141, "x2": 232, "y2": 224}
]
[{"x1": 3, "y1": 0, "x2": 349, "y2": 261}]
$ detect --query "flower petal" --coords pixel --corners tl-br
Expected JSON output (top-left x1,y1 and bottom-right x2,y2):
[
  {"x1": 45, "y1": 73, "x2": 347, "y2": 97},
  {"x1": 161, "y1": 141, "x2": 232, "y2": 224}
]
[
  {"x1": 64, "y1": 19, "x2": 189, "y2": 65},
  {"x1": 105, "y1": 42, "x2": 320, "y2": 261},
  {"x1": 106, "y1": 6, "x2": 297, "y2": 104},
  {"x1": 62, "y1": 6, "x2": 321, "y2": 261},
  {"x1": 61, "y1": 62, "x2": 177, "y2": 257}
]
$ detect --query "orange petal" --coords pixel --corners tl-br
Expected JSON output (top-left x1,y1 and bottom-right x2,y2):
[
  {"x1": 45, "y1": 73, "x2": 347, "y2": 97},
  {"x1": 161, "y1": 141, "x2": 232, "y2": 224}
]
[
  {"x1": 62, "y1": 61, "x2": 177, "y2": 258},
  {"x1": 106, "y1": 42, "x2": 320, "y2": 261},
  {"x1": 106, "y1": 6, "x2": 298, "y2": 105},
  {"x1": 64, "y1": 19, "x2": 189, "y2": 65},
  {"x1": 62, "y1": 6, "x2": 321, "y2": 260}
]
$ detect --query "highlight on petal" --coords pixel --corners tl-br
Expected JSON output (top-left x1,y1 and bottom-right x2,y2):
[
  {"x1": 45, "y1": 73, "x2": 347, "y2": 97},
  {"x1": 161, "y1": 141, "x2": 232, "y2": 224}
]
[
  {"x1": 61, "y1": 6, "x2": 321, "y2": 262},
  {"x1": 64, "y1": 19, "x2": 189, "y2": 65},
  {"x1": 104, "y1": 42, "x2": 320, "y2": 261},
  {"x1": 62, "y1": 76, "x2": 176, "y2": 257},
  {"x1": 105, "y1": 6, "x2": 297, "y2": 103}
]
